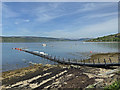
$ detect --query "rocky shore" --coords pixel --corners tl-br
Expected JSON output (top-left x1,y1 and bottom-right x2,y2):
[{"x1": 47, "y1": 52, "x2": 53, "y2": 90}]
[
  {"x1": 84, "y1": 52, "x2": 120, "y2": 63},
  {"x1": 1, "y1": 53, "x2": 120, "y2": 89}
]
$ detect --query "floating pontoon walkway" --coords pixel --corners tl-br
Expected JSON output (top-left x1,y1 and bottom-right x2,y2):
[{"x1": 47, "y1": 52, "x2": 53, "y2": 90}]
[{"x1": 14, "y1": 48, "x2": 120, "y2": 67}]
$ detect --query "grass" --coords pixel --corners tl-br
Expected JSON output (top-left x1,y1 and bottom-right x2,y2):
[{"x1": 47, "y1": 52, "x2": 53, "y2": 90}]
[{"x1": 104, "y1": 80, "x2": 120, "y2": 90}]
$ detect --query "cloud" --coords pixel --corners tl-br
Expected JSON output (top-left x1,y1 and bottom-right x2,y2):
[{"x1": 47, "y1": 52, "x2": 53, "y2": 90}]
[
  {"x1": 79, "y1": 3, "x2": 96, "y2": 12},
  {"x1": 14, "y1": 22, "x2": 19, "y2": 25},
  {"x1": 43, "y1": 18, "x2": 118, "y2": 38},
  {"x1": 78, "y1": 18, "x2": 118, "y2": 38},
  {"x1": 24, "y1": 19, "x2": 30, "y2": 22},
  {"x1": 14, "y1": 19, "x2": 30, "y2": 25},
  {"x1": 33, "y1": 3, "x2": 63, "y2": 23},
  {"x1": 79, "y1": 12, "x2": 118, "y2": 21},
  {"x1": 2, "y1": 3, "x2": 19, "y2": 18},
  {"x1": 88, "y1": 12, "x2": 117, "y2": 18},
  {"x1": 2, "y1": 2, "x2": 118, "y2": 38},
  {"x1": 33, "y1": 2, "x2": 117, "y2": 23},
  {"x1": 36, "y1": 14, "x2": 57, "y2": 22},
  {"x1": 76, "y1": 2, "x2": 117, "y2": 13},
  {"x1": 6, "y1": 28, "x2": 32, "y2": 36}
]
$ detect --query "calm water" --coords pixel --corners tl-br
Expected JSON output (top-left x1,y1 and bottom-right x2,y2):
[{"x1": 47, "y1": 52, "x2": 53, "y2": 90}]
[{"x1": 2, "y1": 41, "x2": 119, "y2": 72}]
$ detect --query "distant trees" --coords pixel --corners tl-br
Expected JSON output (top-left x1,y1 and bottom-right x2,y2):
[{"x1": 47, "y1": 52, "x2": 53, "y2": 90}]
[{"x1": 86, "y1": 33, "x2": 120, "y2": 42}]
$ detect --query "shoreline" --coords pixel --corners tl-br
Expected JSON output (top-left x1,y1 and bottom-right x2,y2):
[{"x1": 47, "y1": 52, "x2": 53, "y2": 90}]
[
  {"x1": 1, "y1": 52, "x2": 120, "y2": 89},
  {"x1": 83, "y1": 52, "x2": 120, "y2": 63}
]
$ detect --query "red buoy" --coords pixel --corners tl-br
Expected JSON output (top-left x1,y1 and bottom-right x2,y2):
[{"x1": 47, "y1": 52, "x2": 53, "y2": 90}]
[{"x1": 90, "y1": 51, "x2": 92, "y2": 53}]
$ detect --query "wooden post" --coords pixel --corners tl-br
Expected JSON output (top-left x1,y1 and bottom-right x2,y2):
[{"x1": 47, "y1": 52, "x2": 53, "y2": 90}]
[
  {"x1": 104, "y1": 59, "x2": 106, "y2": 66},
  {"x1": 119, "y1": 56, "x2": 120, "y2": 63},
  {"x1": 109, "y1": 58, "x2": 112, "y2": 63},
  {"x1": 98, "y1": 58, "x2": 100, "y2": 63},
  {"x1": 68, "y1": 58, "x2": 70, "y2": 63},
  {"x1": 76, "y1": 60, "x2": 78, "y2": 68},
  {"x1": 84, "y1": 60, "x2": 85, "y2": 64},
  {"x1": 63, "y1": 58, "x2": 65, "y2": 65},
  {"x1": 82, "y1": 59, "x2": 83, "y2": 63},
  {"x1": 93, "y1": 59, "x2": 95, "y2": 64}
]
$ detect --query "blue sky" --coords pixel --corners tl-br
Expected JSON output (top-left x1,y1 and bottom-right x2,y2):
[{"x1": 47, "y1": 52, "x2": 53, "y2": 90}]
[{"x1": 2, "y1": 2, "x2": 118, "y2": 38}]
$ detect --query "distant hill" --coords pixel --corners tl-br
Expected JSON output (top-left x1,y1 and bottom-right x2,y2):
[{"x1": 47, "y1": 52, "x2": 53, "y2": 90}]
[
  {"x1": 0, "y1": 36, "x2": 92, "y2": 43},
  {"x1": 86, "y1": 33, "x2": 120, "y2": 42},
  {"x1": 0, "y1": 36, "x2": 71, "y2": 42},
  {"x1": 69, "y1": 38, "x2": 92, "y2": 41}
]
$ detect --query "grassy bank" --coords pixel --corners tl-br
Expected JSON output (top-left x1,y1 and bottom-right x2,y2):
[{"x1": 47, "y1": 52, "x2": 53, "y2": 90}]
[{"x1": 86, "y1": 33, "x2": 120, "y2": 42}]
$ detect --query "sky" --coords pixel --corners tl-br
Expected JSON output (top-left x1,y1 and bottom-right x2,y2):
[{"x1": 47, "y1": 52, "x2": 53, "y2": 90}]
[{"x1": 2, "y1": 2, "x2": 118, "y2": 39}]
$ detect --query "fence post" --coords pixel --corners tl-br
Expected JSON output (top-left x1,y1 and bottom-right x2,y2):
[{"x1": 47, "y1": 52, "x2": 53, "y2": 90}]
[
  {"x1": 84, "y1": 60, "x2": 85, "y2": 64},
  {"x1": 82, "y1": 59, "x2": 83, "y2": 64},
  {"x1": 104, "y1": 59, "x2": 106, "y2": 66},
  {"x1": 76, "y1": 60, "x2": 79, "y2": 68},
  {"x1": 119, "y1": 56, "x2": 120, "y2": 63},
  {"x1": 68, "y1": 58, "x2": 70, "y2": 64},
  {"x1": 63, "y1": 58, "x2": 64, "y2": 64},
  {"x1": 109, "y1": 58, "x2": 112, "y2": 63},
  {"x1": 93, "y1": 59, "x2": 95, "y2": 64}
]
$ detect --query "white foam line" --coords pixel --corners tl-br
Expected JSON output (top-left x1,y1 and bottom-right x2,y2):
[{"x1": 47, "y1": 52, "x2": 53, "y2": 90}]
[{"x1": 30, "y1": 70, "x2": 67, "y2": 89}]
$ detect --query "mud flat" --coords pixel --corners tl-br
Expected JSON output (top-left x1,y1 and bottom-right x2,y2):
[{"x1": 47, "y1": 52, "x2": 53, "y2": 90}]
[{"x1": 1, "y1": 53, "x2": 120, "y2": 89}]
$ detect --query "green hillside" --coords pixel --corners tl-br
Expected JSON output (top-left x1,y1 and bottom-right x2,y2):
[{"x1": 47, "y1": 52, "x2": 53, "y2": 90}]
[
  {"x1": 0, "y1": 36, "x2": 70, "y2": 43},
  {"x1": 86, "y1": 33, "x2": 120, "y2": 42}
]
